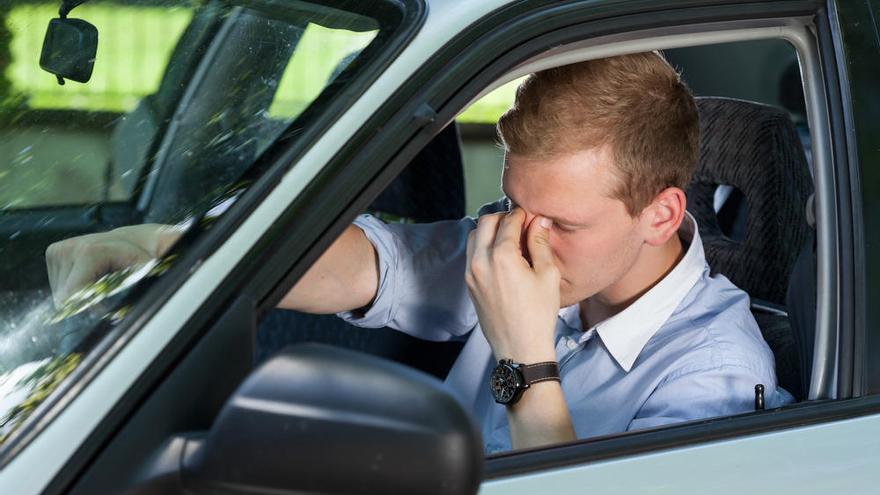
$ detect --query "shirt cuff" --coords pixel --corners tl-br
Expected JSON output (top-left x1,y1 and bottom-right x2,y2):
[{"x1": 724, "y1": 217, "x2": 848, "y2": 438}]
[{"x1": 336, "y1": 215, "x2": 399, "y2": 328}]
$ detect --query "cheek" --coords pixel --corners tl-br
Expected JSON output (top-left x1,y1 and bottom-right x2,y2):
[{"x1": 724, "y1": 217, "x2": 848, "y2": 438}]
[
  {"x1": 549, "y1": 233, "x2": 596, "y2": 272},
  {"x1": 551, "y1": 229, "x2": 629, "y2": 279}
]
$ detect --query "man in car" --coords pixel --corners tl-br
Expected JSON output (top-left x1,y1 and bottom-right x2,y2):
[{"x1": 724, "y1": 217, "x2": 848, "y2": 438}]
[{"x1": 46, "y1": 51, "x2": 792, "y2": 453}]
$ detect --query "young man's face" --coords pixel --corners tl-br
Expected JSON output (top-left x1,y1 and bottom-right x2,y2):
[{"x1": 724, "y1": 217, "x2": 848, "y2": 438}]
[{"x1": 501, "y1": 146, "x2": 647, "y2": 308}]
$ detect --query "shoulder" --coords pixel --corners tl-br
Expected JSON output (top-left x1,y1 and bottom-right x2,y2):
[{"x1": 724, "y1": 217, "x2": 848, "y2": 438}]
[
  {"x1": 353, "y1": 213, "x2": 476, "y2": 258},
  {"x1": 644, "y1": 272, "x2": 777, "y2": 385}
]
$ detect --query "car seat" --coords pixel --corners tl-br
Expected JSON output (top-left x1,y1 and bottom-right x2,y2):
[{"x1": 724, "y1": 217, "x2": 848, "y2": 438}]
[
  {"x1": 686, "y1": 97, "x2": 814, "y2": 400},
  {"x1": 255, "y1": 123, "x2": 467, "y2": 378}
]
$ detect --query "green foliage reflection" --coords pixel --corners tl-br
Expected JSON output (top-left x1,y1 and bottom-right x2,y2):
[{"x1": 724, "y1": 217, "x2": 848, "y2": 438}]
[{"x1": 0, "y1": 353, "x2": 81, "y2": 445}]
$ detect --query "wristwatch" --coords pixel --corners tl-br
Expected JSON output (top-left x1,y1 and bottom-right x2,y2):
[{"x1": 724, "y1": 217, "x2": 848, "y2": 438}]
[{"x1": 489, "y1": 359, "x2": 560, "y2": 405}]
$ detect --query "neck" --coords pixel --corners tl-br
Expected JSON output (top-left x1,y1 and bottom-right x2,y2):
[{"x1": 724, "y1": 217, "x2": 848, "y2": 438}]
[{"x1": 580, "y1": 234, "x2": 685, "y2": 328}]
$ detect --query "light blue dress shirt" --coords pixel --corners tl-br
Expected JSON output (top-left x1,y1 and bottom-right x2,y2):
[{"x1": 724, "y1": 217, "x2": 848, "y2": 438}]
[{"x1": 339, "y1": 203, "x2": 794, "y2": 454}]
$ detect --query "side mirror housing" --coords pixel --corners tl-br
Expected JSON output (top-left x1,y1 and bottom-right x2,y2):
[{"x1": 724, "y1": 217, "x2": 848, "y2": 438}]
[
  {"x1": 131, "y1": 344, "x2": 484, "y2": 495},
  {"x1": 40, "y1": 17, "x2": 98, "y2": 84}
]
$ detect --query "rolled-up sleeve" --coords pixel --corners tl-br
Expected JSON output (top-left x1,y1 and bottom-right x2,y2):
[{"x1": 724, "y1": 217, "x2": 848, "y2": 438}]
[{"x1": 337, "y1": 214, "x2": 479, "y2": 342}]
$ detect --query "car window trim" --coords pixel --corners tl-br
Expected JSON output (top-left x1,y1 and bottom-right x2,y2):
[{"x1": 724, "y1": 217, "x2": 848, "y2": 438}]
[
  {"x1": 241, "y1": 0, "x2": 867, "y2": 480},
  {"x1": 427, "y1": 7, "x2": 852, "y2": 476},
  {"x1": 485, "y1": 394, "x2": 880, "y2": 479},
  {"x1": 825, "y1": 1, "x2": 866, "y2": 400}
]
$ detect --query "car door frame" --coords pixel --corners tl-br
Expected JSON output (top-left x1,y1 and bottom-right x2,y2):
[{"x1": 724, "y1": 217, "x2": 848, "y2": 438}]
[
  {"x1": 243, "y1": 0, "x2": 872, "y2": 487},
  {"x1": 114, "y1": 0, "x2": 871, "y2": 488},
  {"x1": 78, "y1": 0, "x2": 870, "y2": 488},
  {"x1": 3, "y1": 0, "x2": 873, "y2": 493}
]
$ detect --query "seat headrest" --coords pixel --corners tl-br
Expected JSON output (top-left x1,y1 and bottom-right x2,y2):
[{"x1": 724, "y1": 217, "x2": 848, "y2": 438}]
[
  {"x1": 369, "y1": 123, "x2": 465, "y2": 223},
  {"x1": 686, "y1": 97, "x2": 813, "y2": 304}
]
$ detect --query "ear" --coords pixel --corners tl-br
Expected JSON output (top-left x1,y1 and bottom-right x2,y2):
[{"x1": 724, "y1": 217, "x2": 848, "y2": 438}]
[{"x1": 639, "y1": 187, "x2": 686, "y2": 246}]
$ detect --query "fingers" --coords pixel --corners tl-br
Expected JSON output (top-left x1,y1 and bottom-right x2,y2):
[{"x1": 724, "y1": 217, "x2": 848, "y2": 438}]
[
  {"x1": 472, "y1": 213, "x2": 503, "y2": 256},
  {"x1": 493, "y1": 207, "x2": 525, "y2": 250},
  {"x1": 467, "y1": 213, "x2": 503, "y2": 293},
  {"x1": 58, "y1": 255, "x2": 105, "y2": 304},
  {"x1": 45, "y1": 234, "x2": 153, "y2": 307},
  {"x1": 47, "y1": 238, "x2": 106, "y2": 306},
  {"x1": 466, "y1": 229, "x2": 476, "y2": 274},
  {"x1": 526, "y1": 216, "x2": 557, "y2": 275},
  {"x1": 46, "y1": 239, "x2": 82, "y2": 306}
]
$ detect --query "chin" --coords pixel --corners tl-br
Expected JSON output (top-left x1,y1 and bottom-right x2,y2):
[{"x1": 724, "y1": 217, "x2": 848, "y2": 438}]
[
  {"x1": 558, "y1": 287, "x2": 580, "y2": 308},
  {"x1": 560, "y1": 295, "x2": 585, "y2": 308},
  {"x1": 559, "y1": 280, "x2": 595, "y2": 308}
]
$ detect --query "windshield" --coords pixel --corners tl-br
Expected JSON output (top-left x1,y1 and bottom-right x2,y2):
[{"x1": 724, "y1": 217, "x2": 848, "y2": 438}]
[{"x1": 0, "y1": 0, "x2": 398, "y2": 450}]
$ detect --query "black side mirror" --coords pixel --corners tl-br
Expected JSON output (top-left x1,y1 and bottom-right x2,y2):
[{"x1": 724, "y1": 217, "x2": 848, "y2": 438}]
[
  {"x1": 40, "y1": 0, "x2": 97, "y2": 85},
  {"x1": 129, "y1": 344, "x2": 484, "y2": 495}
]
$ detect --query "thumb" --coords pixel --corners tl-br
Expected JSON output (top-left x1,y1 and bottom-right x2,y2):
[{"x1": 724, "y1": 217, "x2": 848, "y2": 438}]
[{"x1": 527, "y1": 216, "x2": 555, "y2": 272}]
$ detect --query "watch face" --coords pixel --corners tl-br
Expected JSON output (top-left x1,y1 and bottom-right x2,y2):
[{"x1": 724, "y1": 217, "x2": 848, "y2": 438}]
[{"x1": 490, "y1": 362, "x2": 522, "y2": 404}]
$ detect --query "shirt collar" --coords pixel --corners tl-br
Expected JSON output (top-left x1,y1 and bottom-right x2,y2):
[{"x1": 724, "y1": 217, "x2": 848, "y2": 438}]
[{"x1": 571, "y1": 212, "x2": 707, "y2": 372}]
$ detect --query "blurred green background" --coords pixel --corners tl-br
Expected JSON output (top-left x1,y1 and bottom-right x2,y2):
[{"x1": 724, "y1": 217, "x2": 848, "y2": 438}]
[
  {"x1": 0, "y1": 1, "x2": 516, "y2": 122},
  {"x1": 0, "y1": 1, "x2": 513, "y2": 213}
]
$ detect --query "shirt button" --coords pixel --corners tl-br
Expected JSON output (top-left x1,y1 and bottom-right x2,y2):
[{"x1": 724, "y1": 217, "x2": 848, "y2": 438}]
[{"x1": 566, "y1": 338, "x2": 579, "y2": 350}]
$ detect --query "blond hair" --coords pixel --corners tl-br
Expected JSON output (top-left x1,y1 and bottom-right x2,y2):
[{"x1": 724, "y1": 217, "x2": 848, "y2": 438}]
[{"x1": 497, "y1": 52, "x2": 699, "y2": 215}]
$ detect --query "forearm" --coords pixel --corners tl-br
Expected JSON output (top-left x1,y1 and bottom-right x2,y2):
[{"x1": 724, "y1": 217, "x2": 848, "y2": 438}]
[
  {"x1": 494, "y1": 339, "x2": 575, "y2": 450},
  {"x1": 278, "y1": 224, "x2": 379, "y2": 314},
  {"x1": 117, "y1": 222, "x2": 379, "y2": 314},
  {"x1": 507, "y1": 381, "x2": 576, "y2": 450}
]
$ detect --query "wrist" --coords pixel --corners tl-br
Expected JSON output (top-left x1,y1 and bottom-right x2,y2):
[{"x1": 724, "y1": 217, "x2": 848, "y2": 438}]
[
  {"x1": 154, "y1": 225, "x2": 185, "y2": 257},
  {"x1": 112, "y1": 224, "x2": 183, "y2": 258},
  {"x1": 492, "y1": 344, "x2": 555, "y2": 364},
  {"x1": 489, "y1": 359, "x2": 560, "y2": 406}
]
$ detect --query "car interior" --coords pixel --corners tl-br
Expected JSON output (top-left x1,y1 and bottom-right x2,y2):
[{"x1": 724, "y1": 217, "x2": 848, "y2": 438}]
[{"x1": 256, "y1": 37, "x2": 819, "y2": 412}]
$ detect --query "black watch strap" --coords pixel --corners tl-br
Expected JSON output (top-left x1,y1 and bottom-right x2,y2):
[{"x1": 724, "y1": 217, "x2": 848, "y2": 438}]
[{"x1": 519, "y1": 361, "x2": 560, "y2": 385}]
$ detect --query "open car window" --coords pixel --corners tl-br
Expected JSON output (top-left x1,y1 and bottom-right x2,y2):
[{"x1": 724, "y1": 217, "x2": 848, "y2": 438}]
[
  {"x1": 0, "y1": 0, "x2": 403, "y2": 450},
  {"x1": 255, "y1": 34, "x2": 818, "y2": 458}
]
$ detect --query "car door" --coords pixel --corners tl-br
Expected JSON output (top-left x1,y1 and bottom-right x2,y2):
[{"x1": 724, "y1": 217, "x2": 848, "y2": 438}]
[
  {"x1": 458, "y1": 1, "x2": 875, "y2": 492},
  {"x1": 178, "y1": 0, "x2": 874, "y2": 492}
]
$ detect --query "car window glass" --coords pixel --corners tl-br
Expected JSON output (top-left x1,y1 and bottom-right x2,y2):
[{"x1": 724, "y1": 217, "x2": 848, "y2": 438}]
[
  {"x1": 141, "y1": 7, "x2": 377, "y2": 223},
  {"x1": 0, "y1": 1, "x2": 194, "y2": 209},
  {"x1": 0, "y1": 0, "x2": 396, "y2": 450}
]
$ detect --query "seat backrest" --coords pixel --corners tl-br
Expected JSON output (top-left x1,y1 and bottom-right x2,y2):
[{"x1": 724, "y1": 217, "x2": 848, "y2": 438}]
[
  {"x1": 687, "y1": 97, "x2": 813, "y2": 305},
  {"x1": 686, "y1": 97, "x2": 814, "y2": 400},
  {"x1": 368, "y1": 123, "x2": 465, "y2": 222},
  {"x1": 786, "y1": 227, "x2": 816, "y2": 400}
]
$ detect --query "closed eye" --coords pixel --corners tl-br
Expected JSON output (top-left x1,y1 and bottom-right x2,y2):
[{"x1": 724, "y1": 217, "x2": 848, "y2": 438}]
[{"x1": 554, "y1": 223, "x2": 578, "y2": 234}]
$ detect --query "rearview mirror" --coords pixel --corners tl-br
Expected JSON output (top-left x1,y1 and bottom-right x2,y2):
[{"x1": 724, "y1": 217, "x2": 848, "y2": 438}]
[{"x1": 40, "y1": 15, "x2": 98, "y2": 84}]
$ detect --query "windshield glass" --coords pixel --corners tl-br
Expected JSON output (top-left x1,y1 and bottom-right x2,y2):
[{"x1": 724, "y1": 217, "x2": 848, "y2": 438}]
[{"x1": 0, "y1": 0, "x2": 396, "y2": 449}]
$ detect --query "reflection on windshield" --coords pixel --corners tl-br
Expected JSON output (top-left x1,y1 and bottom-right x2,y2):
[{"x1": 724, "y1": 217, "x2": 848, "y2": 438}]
[
  {"x1": 0, "y1": 354, "x2": 80, "y2": 444},
  {"x1": 0, "y1": 0, "x2": 384, "y2": 451}
]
